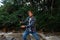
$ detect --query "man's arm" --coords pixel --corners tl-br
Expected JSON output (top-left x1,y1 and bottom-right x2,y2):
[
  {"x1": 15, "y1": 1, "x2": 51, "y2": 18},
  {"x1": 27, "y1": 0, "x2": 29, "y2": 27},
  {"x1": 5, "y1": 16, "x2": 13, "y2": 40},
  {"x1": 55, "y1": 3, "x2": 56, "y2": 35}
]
[
  {"x1": 23, "y1": 17, "x2": 29, "y2": 23},
  {"x1": 20, "y1": 17, "x2": 29, "y2": 28},
  {"x1": 20, "y1": 17, "x2": 28, "y2": 24}
]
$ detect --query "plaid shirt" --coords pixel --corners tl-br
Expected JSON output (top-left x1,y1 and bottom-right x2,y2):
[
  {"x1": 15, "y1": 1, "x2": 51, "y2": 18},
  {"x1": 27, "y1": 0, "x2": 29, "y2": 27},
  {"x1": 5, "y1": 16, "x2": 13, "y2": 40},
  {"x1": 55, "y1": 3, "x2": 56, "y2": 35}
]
[{"x1": 24, "y1": 16, "x2": 36, "y2": 32}]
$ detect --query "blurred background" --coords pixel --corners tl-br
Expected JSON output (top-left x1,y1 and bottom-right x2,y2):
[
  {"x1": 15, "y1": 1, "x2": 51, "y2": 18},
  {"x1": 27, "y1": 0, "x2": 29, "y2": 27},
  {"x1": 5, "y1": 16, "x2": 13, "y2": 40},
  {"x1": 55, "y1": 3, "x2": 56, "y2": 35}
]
[{"x1": 0, "y1": 0, "x2": 60, "y2": 33}]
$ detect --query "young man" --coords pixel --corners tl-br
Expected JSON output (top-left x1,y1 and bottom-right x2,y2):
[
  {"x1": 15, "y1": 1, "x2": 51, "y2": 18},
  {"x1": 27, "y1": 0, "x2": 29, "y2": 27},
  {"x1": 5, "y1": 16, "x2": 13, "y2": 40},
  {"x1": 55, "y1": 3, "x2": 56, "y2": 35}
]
[{"x1": 21, "y1": 10, "x2": 40, "y2": 40}]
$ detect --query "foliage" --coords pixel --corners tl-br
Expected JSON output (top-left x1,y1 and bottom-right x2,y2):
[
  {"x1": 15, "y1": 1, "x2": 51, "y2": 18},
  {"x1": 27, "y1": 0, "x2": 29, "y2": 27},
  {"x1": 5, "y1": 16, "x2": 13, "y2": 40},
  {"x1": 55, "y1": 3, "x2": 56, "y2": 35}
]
[{"x1": 0, "y1": 0, "x2": 60, "y2": 32}]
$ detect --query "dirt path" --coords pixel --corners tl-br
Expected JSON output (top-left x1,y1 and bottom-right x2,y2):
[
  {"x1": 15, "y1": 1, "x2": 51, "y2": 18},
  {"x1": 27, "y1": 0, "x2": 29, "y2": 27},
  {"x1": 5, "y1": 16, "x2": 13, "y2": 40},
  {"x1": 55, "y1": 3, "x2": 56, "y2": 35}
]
[{"x1": 0, "y1": 33, "x2": 60, "y2": 40}]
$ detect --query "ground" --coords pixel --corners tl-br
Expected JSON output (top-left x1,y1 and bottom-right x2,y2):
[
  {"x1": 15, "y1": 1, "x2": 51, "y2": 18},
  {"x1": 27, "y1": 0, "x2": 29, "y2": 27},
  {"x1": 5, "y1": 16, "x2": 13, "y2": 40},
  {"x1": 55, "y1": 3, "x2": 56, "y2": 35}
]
[{"x1": 0, "y1": 32, "x2": 60, "y2": 40}]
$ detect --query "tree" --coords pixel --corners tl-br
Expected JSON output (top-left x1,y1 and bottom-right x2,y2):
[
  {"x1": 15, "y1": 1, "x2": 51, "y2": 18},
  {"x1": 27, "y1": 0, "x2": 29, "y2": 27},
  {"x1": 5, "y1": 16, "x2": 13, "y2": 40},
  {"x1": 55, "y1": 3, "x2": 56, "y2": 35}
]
[{"x1": 0, "y1": 0, "x2": 60, "y2": 32}]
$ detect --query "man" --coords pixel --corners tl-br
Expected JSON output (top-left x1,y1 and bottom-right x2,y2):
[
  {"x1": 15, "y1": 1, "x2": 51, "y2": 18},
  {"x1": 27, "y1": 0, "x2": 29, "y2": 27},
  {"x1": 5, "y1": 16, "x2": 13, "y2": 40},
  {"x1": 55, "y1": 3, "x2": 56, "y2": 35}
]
[{"x1": 21, "y1": 10, "x2": 40, "y2": 40}]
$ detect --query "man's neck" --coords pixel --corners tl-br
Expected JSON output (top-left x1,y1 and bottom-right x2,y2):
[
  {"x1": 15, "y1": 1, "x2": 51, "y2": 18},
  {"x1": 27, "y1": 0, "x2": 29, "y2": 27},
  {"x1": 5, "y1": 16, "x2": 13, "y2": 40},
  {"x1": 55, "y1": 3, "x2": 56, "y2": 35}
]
[{"x1": 29, "y1": 16, "x2": 33, "y2": 18}]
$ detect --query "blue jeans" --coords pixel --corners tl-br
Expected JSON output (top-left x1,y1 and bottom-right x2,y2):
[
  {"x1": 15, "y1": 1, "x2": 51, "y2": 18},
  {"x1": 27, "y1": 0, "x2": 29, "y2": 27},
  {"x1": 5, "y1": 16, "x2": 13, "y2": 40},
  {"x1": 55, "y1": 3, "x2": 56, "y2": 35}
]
[{"x1": 22, "y1": 30, "x2": 40, "y2": 40}]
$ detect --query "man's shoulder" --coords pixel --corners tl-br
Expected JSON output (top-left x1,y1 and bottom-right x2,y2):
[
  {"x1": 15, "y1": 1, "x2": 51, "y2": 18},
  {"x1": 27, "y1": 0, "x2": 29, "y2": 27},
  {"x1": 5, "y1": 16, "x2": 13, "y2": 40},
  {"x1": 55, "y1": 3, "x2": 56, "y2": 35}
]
[
  {"x1": 32, "y1": 16, "x2": 35, "y2": 18},
  {"x1": 32, "y1": 16, "x2": 36, "y2": 20},
  {"x1": 26, "y1": 17, "x2": 29, "y2": 19}
]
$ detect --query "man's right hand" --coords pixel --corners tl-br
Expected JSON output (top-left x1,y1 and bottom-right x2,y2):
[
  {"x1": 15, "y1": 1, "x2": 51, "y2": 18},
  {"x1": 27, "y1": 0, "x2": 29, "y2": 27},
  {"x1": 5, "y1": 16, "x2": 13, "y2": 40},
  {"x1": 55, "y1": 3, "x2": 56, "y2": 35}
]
[{"x1": 21, "y1": 25, "x2": 26, "y2": 28}]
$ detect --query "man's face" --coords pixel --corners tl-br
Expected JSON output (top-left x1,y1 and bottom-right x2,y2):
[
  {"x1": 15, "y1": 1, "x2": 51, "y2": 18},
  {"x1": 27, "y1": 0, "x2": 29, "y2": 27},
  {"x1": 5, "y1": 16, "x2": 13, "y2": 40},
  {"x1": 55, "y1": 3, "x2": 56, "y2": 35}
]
[{"x1": 28, "y1": 11, "x2": 33, "y2": 17}]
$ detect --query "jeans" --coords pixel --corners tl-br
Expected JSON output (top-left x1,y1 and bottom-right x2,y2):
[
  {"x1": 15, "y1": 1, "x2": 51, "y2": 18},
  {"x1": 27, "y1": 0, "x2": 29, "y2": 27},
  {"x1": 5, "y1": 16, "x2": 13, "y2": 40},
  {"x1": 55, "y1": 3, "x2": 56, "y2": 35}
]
[{"x1": 22, "y1": 30, "x2": 40, "y2": 40}]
